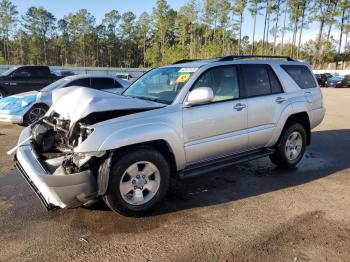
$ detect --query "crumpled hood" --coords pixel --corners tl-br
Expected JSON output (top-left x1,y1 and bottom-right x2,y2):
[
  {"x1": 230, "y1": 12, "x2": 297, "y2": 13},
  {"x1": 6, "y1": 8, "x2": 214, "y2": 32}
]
[
  {"x1": 0, "y1": 91, "x2": 38, "y2": 113},
  {"x1": 51, "y1": 86, "x2": 164, "y2": 126}
]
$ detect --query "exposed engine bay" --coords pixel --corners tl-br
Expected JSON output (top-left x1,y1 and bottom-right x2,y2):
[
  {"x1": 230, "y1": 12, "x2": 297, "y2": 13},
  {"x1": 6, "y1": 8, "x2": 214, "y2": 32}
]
[
  {"x1": 11, "y1": 86, "x2": 170, "y2": 210},
  {"x1": 31, "y1": 112, "x2": 103, "y2": 176}
]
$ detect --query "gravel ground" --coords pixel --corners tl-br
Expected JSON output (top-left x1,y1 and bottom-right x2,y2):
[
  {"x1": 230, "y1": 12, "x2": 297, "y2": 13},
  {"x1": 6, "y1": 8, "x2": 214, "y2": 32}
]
[{"x1": 0, "y1": 88, "x2": 349, "y2": 262}]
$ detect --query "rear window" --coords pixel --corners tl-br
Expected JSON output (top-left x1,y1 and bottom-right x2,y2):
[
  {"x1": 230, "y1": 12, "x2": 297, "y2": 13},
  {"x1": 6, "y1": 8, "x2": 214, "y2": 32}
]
[{"x1": 281, "y1": 65, "x2": 317, "y2": 89}]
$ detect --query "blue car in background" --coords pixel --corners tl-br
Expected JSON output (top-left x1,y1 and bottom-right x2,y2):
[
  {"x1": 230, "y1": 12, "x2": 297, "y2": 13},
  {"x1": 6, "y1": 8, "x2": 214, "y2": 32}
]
[{"x1": 0, "y1": 75, "x2": 130, "y2": 126}]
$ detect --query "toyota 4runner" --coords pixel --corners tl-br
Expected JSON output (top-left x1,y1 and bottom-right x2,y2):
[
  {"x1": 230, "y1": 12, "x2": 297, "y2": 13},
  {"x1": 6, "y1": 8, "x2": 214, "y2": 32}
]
[{"x1": 12, "y1": 56, "x2": 325, "y2": 216}]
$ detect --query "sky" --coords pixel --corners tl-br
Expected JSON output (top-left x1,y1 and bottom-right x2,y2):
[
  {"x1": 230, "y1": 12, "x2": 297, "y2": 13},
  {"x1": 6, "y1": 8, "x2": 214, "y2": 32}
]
[{"x1": 10, "y1": 0, "x2": 340, "y2": 46}]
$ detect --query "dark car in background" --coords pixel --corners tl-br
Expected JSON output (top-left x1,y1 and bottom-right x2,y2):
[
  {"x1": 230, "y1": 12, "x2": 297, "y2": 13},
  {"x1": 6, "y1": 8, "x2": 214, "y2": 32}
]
[
  {"x1": 315, "y1": 73, "x2": 332, "y2": 86},
  {"x1": 324, "y1": 75, "x2": 344, "y2": 88},
  {"x1": 341, "y1": 74, "x2": 350, "y2": 87},
  {"x1": 0, "y1": 66, "x2": 64, "y2": 98}
]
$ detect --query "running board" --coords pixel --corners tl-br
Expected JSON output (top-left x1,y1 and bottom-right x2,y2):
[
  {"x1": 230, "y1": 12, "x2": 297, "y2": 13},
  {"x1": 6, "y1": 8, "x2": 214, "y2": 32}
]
[{"x1": 178, "y1": 148, "x2": 274, "y2": 179}]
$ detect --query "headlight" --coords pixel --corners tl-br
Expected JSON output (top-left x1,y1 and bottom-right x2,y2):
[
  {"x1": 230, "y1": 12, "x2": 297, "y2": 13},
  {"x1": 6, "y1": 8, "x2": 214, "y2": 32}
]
[
  {"x1": 337, "y1": 81, "x2": 342, "y2": 84},
  {"x1": 20, "y1": 100, "x2": 31, "y2": 107}
]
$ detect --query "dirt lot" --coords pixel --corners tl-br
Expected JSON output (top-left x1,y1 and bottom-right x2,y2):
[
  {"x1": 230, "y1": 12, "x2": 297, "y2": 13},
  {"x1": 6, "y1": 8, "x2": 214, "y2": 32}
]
[{"x1": 0, "y1": 88, "x2": 349, "y2": 262}]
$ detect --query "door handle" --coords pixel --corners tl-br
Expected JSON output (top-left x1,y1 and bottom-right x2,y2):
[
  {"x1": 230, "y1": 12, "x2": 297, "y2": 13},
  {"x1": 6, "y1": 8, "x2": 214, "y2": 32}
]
[
  {"x1": 233, "y1": 103, "x2": 246, "y2": 111},
  {"x1": 275, "y1": 97, "x2": 286, "y2": 104}
]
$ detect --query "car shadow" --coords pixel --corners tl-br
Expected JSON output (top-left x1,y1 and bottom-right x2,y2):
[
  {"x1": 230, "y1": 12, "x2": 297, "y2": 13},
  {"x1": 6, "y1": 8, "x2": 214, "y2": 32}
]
[{"x1": 87, "y1": 129, "x2": 350, "y2": 216}]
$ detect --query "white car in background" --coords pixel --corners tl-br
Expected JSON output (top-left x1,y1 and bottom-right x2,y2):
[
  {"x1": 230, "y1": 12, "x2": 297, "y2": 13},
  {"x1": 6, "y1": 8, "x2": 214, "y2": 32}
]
[{"x1": 0, "y1": 75, "x2": 130, "y2": 126}]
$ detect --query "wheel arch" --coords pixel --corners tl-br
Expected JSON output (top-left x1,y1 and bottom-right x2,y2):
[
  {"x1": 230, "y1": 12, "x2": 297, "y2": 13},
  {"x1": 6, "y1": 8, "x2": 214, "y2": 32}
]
[
  {"x1": 32, "y1": 102, "x2": 50, "y2": 110},
  {"x1": 112, "y1": 140, "x2": 177, "y2": 175},
  {"x1": 279, "y1": 112, "x2": 311, "y2": 145},
  {"x1": 97, "y1": 139, "x2": 177, "y2": 196}
]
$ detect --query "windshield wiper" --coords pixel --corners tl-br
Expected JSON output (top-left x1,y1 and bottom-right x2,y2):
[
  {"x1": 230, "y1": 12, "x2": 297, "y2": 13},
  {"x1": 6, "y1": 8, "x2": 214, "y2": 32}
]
[{"x1": 130, "y1": 95, "x2": 170, "y2": 105}]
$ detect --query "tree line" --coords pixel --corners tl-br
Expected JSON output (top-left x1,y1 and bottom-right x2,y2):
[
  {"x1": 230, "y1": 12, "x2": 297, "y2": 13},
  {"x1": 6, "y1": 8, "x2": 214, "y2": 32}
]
[{"x1": 0, "y1": 0, "x2": 349, "y2": 69}]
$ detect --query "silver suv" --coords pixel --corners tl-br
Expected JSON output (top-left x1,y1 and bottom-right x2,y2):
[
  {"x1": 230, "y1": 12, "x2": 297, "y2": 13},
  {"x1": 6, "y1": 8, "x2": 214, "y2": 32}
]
[{"x1": 13, "y1": 56, "x2": 325, "y2": 216}]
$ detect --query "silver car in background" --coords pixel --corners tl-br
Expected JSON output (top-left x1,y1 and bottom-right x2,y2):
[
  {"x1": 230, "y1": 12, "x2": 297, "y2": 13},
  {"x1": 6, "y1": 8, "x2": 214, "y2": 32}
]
[
  {"x1": 0, "y1": 75, "x2": 130, "y2": 125},
  {"x1": 12, "y1": 56, "x2": 325, "y2": 217}
]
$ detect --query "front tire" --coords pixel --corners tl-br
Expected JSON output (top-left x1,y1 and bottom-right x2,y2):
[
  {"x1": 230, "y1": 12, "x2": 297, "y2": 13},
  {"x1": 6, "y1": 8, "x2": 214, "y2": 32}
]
[
  {"x1": 103, "y1": 147, "x2": 170, "y2": 217},
  {"x1": 270, "y1": 123, "x2": 307, "y2": 168}
]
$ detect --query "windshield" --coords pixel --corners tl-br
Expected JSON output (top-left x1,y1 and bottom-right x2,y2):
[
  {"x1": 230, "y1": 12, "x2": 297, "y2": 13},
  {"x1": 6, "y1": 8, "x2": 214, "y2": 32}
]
[
  {"x1": 41, "y1": 77, "x2": 71, "y2": 92},
  {"x1": 123, "y1": 67, "x2": 198, "y2": 104},
  {"x1": 1, "y1": 67, "x2": 18, "y2": 76}
]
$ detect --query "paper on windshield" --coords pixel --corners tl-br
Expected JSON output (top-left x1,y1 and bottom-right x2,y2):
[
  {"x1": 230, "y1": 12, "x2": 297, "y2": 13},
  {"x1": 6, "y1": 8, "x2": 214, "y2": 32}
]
[
  {"x1": 176, "y1": 74, "x2": 191, "y2": 83},
  {"x1": 178, "y1": 67, "x2": 198, "y2": 73}
]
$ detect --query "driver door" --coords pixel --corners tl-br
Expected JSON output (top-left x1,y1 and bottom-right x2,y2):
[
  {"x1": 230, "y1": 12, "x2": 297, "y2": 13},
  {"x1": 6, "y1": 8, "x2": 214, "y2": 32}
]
[{"x1": 182, "y1": 65, "x2": 248, "y2": 164}]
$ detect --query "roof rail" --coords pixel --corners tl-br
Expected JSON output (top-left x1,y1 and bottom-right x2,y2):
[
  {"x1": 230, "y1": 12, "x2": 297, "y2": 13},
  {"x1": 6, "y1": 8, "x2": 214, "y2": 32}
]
[
  {"x1": 172, "y1": 59, "x2": 202, "y2": 64},
  {"x1": 218, "y1": 55, "x2": 295, "y2": 61}
]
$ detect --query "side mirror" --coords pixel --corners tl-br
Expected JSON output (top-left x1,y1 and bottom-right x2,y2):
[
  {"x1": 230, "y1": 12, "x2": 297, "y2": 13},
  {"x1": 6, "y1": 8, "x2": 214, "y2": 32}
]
[{"x1": 185, "y1": 87, "x2": 214, "y2": 106}]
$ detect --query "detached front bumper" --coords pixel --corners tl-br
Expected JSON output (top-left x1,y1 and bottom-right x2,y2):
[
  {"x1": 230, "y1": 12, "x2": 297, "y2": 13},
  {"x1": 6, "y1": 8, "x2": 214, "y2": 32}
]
[
  {"x1": 0, "y1": 113, "x2": 23, "y2": 124},
  {"x1": 14, "y1": 128, "x2": 97, "y2": 210}
]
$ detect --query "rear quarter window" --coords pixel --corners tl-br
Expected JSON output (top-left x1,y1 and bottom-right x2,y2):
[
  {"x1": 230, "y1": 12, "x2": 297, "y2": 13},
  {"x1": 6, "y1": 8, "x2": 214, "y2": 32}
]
[{"x1": 281, "y1": 65, "x2": 317, "y2": 89}]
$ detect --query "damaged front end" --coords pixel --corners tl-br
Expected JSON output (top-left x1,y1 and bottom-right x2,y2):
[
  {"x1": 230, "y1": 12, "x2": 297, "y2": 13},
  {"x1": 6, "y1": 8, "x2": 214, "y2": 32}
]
[{"x1": 14, "y1": 112, "x2": 106, "y2": 210}]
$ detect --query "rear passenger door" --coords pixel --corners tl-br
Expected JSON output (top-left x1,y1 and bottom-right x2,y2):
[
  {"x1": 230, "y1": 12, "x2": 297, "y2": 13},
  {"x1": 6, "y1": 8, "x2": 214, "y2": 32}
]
[
  {"x1": 92, "y1": 77, "x2": 124, "y2": 94},
  {"x1": 241, "y1": 64, "x2": 288, "y2": 149}
]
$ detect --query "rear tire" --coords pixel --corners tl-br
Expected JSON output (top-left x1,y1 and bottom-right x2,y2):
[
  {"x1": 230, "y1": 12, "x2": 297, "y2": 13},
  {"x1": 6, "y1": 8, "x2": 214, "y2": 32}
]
[
  {"x1": 270, "y1": 123, "x2": 307, "y2": 168},
  {"x1": 103, "y1": 147, "x2": 170, "y2": 217},
  {"x1": 23, "y1": 104, "x2": 48, "y2": 126}
]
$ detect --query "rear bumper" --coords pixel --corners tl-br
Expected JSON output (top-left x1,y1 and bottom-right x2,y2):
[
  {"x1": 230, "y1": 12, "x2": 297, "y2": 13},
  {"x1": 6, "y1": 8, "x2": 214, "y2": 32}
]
[
  {"x1": 14, "y1": 129, "x2": 97, "y2": 210},
  {"x1": 0, "y1": 113, "x2": 23, "y2": 124}
]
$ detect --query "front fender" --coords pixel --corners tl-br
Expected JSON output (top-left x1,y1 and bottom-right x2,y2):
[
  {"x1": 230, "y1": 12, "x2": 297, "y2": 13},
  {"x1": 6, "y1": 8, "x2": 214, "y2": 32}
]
[{"x1": 75, "y1": 122, "x2": 186, "y2": 170}]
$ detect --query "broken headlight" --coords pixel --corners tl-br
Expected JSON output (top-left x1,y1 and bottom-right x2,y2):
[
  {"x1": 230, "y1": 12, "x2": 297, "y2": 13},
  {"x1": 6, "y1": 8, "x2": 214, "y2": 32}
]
[{"x1": 72, "y1": 151, "x2": 106, "y2": 168}]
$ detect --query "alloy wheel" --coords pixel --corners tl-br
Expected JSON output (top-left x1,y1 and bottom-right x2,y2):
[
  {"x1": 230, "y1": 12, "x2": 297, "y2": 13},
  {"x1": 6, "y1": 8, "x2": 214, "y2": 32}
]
[
  {"x1": 28, "y1": 107, "x2": 47, "y2": 124},
  {"x1": 285, "y1": 131, "x2": 303, "y2": 161},
  {"x1": 119, "y1": 161, "x2": 161, "y2": 206}
]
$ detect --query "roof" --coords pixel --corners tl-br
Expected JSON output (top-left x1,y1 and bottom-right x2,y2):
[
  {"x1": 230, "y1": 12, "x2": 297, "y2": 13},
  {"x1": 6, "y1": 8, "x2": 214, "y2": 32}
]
[
  {"x1": 164, "y1": 55, "x2": 308, "y2": 68},
  {"x1": 62, "y1": 74, "x2": 119, "y2": 80}
]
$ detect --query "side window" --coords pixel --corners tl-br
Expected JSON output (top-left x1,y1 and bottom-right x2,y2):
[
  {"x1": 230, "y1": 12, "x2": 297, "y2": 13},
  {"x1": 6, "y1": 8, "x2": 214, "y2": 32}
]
[
  {"x1": 31, "y1": 67, "x2": 49, "y2": 77},
  {"x1": 69, "y1": 78, "x2": 91, "y2": 88},
  {"x1": 12, "y1": 68, "x2": 32, "y2": 78},
  {"x1": 241, "y1": 64, "x2": 272, "y2": 97},
  {"x1": 192, "y1": 66, "x2": 240, "y2": 102},
  {"x1": 267, "y1": 66, "x2": 283, "y2": 93},
  {"x1": 92, "y1": 78, "x2": 121, "y2": 89},
  {"x1": 281, "y1": 65, "x2": 317, "y2": 89}
]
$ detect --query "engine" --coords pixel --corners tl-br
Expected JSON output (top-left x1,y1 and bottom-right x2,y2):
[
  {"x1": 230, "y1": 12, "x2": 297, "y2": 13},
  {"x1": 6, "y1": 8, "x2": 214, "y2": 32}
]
[{"x1": 31, "y1": 112, "x2": 93, "y2": 157}]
